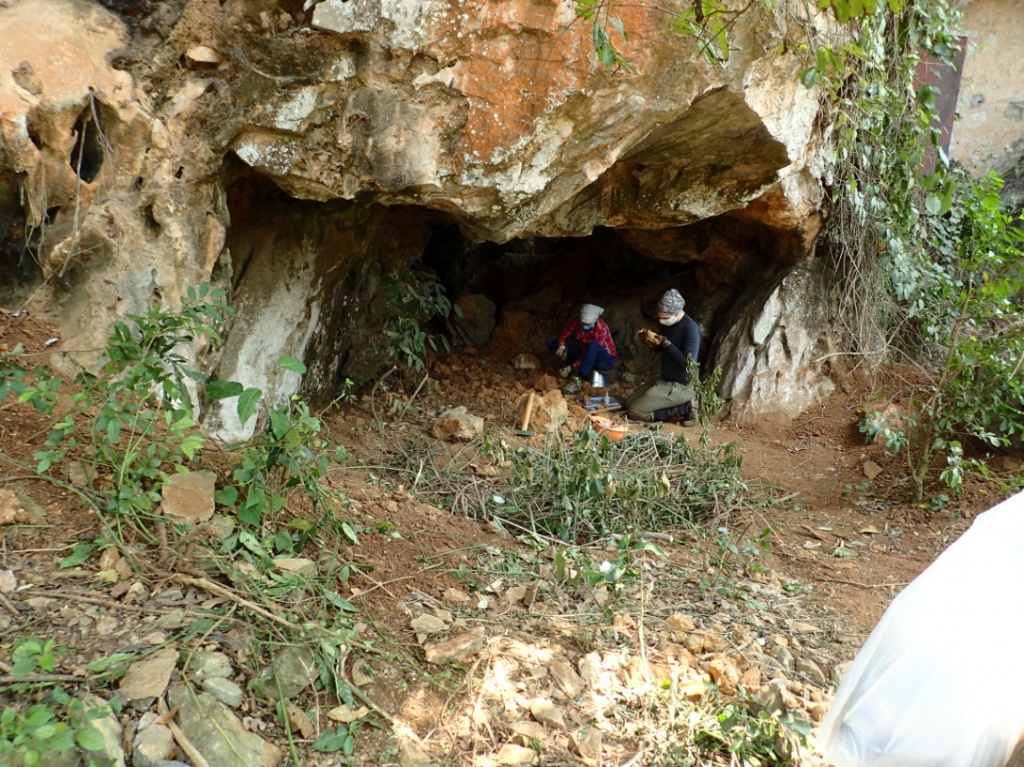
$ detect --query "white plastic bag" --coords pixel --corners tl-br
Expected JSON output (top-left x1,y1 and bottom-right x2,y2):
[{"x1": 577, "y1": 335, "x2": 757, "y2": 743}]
[{"x1": 820, "y1": 490, "x2": 1024, "y2": 767}]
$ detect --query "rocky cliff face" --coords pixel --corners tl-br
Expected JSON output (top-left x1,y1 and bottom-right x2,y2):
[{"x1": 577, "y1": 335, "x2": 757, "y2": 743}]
[{"x1": 0, "y1": 0, "x2": 837, "y2": 437}]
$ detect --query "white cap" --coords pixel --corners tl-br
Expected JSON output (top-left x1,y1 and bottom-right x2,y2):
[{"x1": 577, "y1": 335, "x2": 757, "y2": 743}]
[{"x1": 580, "y1": 304, "x2": 603, "y2": 325}]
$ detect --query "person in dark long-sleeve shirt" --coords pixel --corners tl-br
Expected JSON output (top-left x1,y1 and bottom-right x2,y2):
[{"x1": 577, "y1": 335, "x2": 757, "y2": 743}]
[{"x1": 625, "y1": 289, "x2": 701, "y2": 424}]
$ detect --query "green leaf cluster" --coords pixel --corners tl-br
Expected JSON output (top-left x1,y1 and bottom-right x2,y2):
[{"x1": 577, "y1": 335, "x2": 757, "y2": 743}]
[
  {"x1": 1, "y1": 688, "x2": 107, "y2": 767},
  {"x1": 382, "y1": 268, "x2": 460, "y2": 376},
  {"x1": 695, "y1": 699, "x2": 811, "y2": 765},
  {"x1": 808, "y1": 1, "x2": 1024, "y2": 500}
]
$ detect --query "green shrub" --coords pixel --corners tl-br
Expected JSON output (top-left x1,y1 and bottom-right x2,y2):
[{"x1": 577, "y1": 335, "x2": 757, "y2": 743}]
[{"x1": 382, "y1": 268, "x2": 459, "y2": 375}]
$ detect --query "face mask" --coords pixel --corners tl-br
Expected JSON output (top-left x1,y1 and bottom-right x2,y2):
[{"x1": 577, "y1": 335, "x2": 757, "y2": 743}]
[
  {"x1": 582, "y1": 324, "x2": 594, "y2": 331},
  {"x1": 659, "y1": 315, "x2": 680, "y2": 327}
]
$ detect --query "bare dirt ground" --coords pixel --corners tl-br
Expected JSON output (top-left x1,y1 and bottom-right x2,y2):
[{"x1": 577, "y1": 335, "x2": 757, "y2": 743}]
[{"x1": 0, "y1": 306, "x2": 1014, "y2": 766}]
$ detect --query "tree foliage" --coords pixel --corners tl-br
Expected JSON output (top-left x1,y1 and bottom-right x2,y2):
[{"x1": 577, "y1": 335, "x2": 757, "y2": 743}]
[{"x1": 577, "y1": 0, "x2": 1024, "y2": 501}]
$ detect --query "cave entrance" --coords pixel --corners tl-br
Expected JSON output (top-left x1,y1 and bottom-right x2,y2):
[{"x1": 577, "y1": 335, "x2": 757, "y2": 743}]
[
  {"x1": 418, "y1": 214, "x2": 784, "y2": 379},
  {"x1": 220, "y1": 166, "x2": 792, "y2": 411}
]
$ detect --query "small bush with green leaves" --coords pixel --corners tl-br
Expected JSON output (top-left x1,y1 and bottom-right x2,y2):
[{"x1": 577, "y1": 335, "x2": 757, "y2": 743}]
[
  {"x1": 0, "y1": 286, "x2": 350, "y2": 529},
  {"x1": 694, "y1": 699, "x2": 812, "y2": 767},
  {"x1": 381, "y1": 268, "x2": 460, "y2": 375},
  {"x1": 389, "y1": 425, "x2": 751, "y2": 543},
  {"x1": 1, "y1": 681, "x2": 108, "y2": 767},
  {"x1": 0, "y1": 290, "x2": 370, "y2": 763},
  {"x1": 6, "y1": 284, "x2": 235, "y2": 518}
]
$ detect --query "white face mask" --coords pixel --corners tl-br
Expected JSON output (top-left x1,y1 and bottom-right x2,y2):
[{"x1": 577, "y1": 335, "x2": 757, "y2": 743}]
[{"x1": 659, "y1": 314, "x2": 681, "y2": 327}]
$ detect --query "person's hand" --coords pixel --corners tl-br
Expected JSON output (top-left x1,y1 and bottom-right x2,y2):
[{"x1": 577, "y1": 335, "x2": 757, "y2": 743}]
[
  {"x1": 638, "y1": 328, "x2": 664, "y2": 348},
  {"x1": 556, "y1": 345, "x2": 567, "y2": 360}
]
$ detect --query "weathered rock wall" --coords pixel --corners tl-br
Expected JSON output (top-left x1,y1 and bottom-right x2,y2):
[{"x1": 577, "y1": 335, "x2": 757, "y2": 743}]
[
  {"x1": 951, "y1": 0, "x2": 1024, "y2": 178},
  {"x1": 0, "y1": 0, "x2": 839, "y2": 436}
]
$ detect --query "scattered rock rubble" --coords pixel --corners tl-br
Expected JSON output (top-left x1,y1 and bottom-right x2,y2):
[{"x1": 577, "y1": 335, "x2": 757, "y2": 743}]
[
  {"x1": 376, "y1": 546, "x2": 845, "y2": 766},
  {"x1": 1, "y1": 503, "x2": 845, "y2": 766}
]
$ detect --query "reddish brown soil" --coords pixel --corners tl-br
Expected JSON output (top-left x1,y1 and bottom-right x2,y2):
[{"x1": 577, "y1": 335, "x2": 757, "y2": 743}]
[{"x1": 0, "y1": 307, "x2": 1014, "y2": 765}]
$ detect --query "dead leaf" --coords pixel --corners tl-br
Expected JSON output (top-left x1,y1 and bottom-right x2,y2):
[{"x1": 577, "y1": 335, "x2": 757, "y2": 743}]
[
  {"x1": 97, "y1": 547, "x2": 121, "y2": 571},
  {"x1": 285, "y1": 700, "x2": 314, "y2": 739},
  {"x1": 327, "y1": 704, "x2": 370, "y2": 723},
  {"x1": 859, "y1": 525, "x2": 880, "y2": 535},
  {"x1": 153, "y1": 705, "x2": 179, "y2": 726}
]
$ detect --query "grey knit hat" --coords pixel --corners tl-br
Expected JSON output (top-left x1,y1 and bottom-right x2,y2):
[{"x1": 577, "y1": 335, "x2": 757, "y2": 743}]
[{"x1": 657, "y1": 289, "x2": 685, "y2": 314}]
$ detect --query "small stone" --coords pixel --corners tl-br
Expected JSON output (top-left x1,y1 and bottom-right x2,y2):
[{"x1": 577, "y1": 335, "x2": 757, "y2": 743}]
[
  {"x1": 190, "y1": 651, "x2": 234, "y2": 681},
  {"x1": 203, "y1": 677, "x2": 245, "y2": 708},
  {"x1": 134, "y1": 719, "x2": 176, "y2": 767},
  {"x1": 752, "y1": 678, "x2": 790, "y2": 716},
  {"x1": 708, "y1": 656, "x2": 740, "y2": 696},
  {"x1": 206, "y1": 514, "x2": 236, "y2": 539},
  {"x1": 14, "y1": 491, "x2": 46, "y2": 522},
  {"x1": 154, "y1": 609, "x2": 187, "y2": 630},
  {"x1": 510, "y1": 721, "x2": 546, "y2": 745},
  {"x1": 272, "y1": 558, "x2": 316, "y2": 575},
  {"x1": 423, "y1": 628, "x2": 485, "y2": 664},
  {"x1": 784, "y1": 620, "x2": 821, "y2": 633},
  {"x1": 701, "y1": 633, "x2": 729, "y2": 653},
  {"x1": 863, "y1": 460, "x2": 883, "y2": 480},
  {"x1": 327, "y1": 704, "x2": 370, "y2": 723},
  {"x1": 678, "y1": 674, "x2": 709, "y2": 700},
  {"x1": 77, "y1": 693, "x2": 126, "y2": 767},
  {"x1": 682, "y1": 633, "x2": 705, "y2": 653},
  {"x1": 767, "y1": 643, "x2": 795, "y2": 671},
  {"x1": 442, "y1": 588, "x2": 471, "y2": 603},
  {"x1": 398, "y1": 738, "x2": 435, "y2": 767},
  {"x1": 666, "y1": 613, "x2": 695, "y2": 631},
  {"x1": 351, "y1": 659, "x2": 374, "y2": 687},
  {"x1": 572, "y1": 726, "x2": 603, "y2": 761},
  {"x1": 67, "y1": 461, "x2": 92, "y2": 487},
  {"x1": 432, "y1": 407, "x2": 485, "y2": 441},
  {"x1": 739, "y1": 666, "x2": 762, "y2": 691},
  {"x1": 119, "y1": 648, "x2": 178, "y2": 707},
  {"x1": 161, "y1": 470, "x2": 217, "y2": 524},
  {"x1": 832, "y1": 660, "x2": 853, "y2": 684},
  {"x1": 512, "y1": 353, "x2": 540, "y2": 370},
  {"x1": 549, "y1": 658, "x2": 584, "y2": 698},
  {"x1": 807, "y1": 701, "x2": 829, "y2": 722},
  {"x1": 529, "y1": 699, "x2": 565, "y2": 729},
  {"x1": 98, "y1": 547, "x2": 121, "y2": 571},
  {"x1": 258, "y1": 647, "x2": 317, "y2": 700},
  {"x1": 125, "y1": 582, "x2": 148, "y2": 604},
  {"x1": 577, "y1": 653, "x2": 601, "y2": 684},
  {"x1": 795, "y1": 655, "x2": 827, "y2": 686},
  {"x1": 0, "y1": 488, "x2": 24, "y2": 525},
  {"x1": 95, "y1": 616, "x2": 120, "y2": 636},
  {"x1": 168, "y1": 684, "x2": 282, "y2": 767},
  {"x1": 410, "y1": 613, "x2": 448, "y2": 635},
  {"x1": 495, "y1": 743, "x2": 537, "y2": 764},
  {"x1": 185, "y1": 46, "x2": 222, "y2": 65},
  {"x1": 505, "y1": 585, "x2": 527, "y2": 603},
  {"x1": 0, "y1": 570, "x2": 17, "y2": 593}
]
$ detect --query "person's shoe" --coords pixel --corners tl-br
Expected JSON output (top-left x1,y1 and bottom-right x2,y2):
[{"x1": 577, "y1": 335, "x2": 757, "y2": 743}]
[
  {"x1": 682, "y1": 418, "x2": 698, "y2": 427},
  {"x1": 558, "y1": 365, "x2": 573, "y2": 379},
  {"x1": 561, "y1": 377, "x2": 581, "y2": 394}
]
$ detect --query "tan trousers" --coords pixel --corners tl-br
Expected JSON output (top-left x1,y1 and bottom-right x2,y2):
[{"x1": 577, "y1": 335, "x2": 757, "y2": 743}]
[{"x1": 624, "y1": 379, "x2": 695, "y2": 421}]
